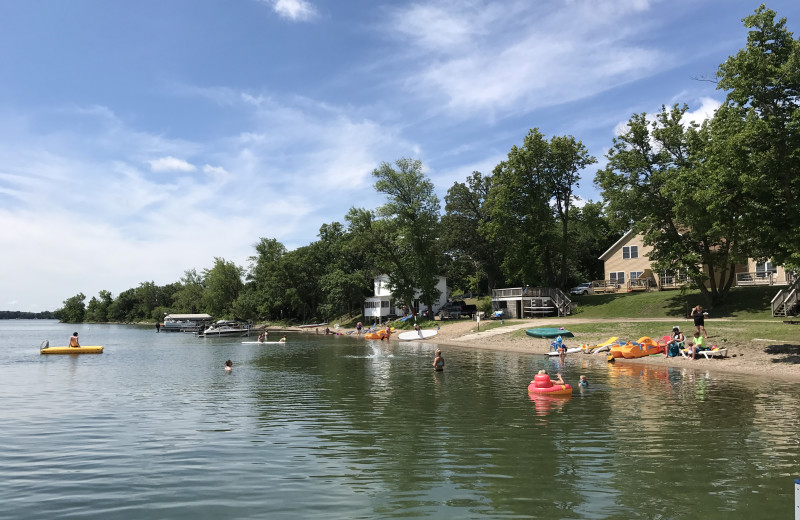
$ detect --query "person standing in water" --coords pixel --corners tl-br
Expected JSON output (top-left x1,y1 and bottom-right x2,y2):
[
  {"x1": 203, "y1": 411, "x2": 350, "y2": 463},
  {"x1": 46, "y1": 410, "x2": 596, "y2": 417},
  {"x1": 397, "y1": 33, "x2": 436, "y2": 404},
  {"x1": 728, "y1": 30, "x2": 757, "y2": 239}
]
[
  {"x1": 69, "y1": 332, "x2": 80, "y2": 348},
  {"x1": 433, "y1": 349, "x2": 445, "y2": 371},
  {"x1": 224, "y1": 360, "x2": 233, "y2": 372}
]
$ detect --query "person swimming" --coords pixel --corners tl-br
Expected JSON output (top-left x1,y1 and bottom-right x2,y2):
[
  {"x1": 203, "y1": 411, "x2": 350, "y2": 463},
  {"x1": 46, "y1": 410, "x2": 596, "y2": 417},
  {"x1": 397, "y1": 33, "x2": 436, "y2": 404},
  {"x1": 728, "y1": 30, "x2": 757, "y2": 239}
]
[{"x1": 224, "y1": 359, "x2": 233, "y2": 372}]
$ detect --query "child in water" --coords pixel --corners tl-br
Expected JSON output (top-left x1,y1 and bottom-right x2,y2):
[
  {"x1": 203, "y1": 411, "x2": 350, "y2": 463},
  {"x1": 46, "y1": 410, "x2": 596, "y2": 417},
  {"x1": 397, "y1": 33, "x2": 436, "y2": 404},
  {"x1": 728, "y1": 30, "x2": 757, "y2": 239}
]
[
  {"x1": 224, "y1": 360, "x2": 233, "y2": 372},
  {"x1": 578, "y1": 375, "x2": 588, "y2": 387}
]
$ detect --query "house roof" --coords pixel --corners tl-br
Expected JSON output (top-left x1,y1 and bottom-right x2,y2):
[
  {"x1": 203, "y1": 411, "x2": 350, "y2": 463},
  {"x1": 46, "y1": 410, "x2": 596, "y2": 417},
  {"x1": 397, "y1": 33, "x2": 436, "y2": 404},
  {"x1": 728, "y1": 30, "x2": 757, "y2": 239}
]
[{"x1": 598, "y1": 229, "x2": 636, "y2": 261}]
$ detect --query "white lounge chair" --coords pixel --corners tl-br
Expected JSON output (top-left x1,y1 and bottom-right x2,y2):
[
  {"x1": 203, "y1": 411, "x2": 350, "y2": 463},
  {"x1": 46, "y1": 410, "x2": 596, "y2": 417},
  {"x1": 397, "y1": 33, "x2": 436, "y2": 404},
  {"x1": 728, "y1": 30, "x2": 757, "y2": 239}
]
[{"x1": 681, "y1": 348, "x2": 728, "y2": 359}]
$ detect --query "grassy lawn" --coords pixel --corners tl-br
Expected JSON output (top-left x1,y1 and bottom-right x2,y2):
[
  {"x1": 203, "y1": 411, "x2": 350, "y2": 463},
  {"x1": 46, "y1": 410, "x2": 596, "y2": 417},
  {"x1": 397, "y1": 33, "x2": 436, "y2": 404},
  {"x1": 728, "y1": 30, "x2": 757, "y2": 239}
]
[
  {"x1": 533, "y1": 320, "x2": 798, "y2": 345},
  {"x1": 569, "y1": 285, "x2": 782, "y2": 320}
]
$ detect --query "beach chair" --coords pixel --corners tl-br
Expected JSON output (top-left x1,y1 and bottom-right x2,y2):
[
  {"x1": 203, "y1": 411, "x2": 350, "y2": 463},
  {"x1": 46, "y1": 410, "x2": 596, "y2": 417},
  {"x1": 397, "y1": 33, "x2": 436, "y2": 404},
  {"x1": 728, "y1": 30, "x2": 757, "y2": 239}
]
[{"x1": 681, "y1": 346, "x2": 729, "y2": 359}]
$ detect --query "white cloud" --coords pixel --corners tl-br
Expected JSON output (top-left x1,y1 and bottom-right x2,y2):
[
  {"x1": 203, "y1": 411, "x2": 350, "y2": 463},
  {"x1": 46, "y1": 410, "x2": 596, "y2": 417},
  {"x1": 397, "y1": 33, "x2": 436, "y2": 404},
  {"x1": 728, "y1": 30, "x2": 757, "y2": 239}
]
[
  {"x1": 612, "y1": 96, "x2": 722, "y2": 137},
  {"x1": 148, "y1": 156, "x2": 197, "y2": 172},
  {"x1": 384, "y1": 0, "x2": 668, "y2": 118},
  {"x1": 681, "y1": 97, "x2": 721, "y2": 126},
  {"x1": 263, "y1": 0, "x2": 318, "y2": 22}
]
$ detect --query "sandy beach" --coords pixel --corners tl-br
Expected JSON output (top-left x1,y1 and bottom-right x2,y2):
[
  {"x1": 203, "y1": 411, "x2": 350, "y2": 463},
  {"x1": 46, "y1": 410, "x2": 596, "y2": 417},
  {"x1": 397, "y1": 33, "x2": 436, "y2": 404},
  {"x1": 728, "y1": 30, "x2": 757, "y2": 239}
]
[{"x1": 294, "y1": 318, "x2": 800, "y2": 383}]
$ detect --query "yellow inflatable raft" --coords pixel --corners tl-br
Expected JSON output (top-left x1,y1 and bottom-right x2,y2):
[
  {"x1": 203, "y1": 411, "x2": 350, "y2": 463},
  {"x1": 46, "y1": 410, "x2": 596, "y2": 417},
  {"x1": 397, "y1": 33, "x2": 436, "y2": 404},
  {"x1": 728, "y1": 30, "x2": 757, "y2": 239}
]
[{"x1": 41, "y1": 346, "x2": 104, "y2": 355}]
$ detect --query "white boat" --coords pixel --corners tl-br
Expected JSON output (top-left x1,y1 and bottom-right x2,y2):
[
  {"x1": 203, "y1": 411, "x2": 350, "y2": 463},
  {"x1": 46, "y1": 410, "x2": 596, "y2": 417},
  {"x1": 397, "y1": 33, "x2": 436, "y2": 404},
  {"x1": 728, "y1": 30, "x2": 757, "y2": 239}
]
[
  {"x1": 162, "y1": 313, "x2": 213, "y2": 333},
  {"x1": 398, "y1": 329, "x2": 438, "y2": 341},
  {"x1": 200, "y1": 320, "x2": 250, "y2": 337}
]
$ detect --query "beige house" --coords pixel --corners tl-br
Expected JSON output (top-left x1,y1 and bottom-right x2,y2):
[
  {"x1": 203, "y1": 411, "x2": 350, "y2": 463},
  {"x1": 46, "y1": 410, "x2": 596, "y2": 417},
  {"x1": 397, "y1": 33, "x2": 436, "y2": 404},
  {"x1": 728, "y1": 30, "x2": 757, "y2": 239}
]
[{"x1": 597, "y1": 230, "x2": 792, "y2": 292}]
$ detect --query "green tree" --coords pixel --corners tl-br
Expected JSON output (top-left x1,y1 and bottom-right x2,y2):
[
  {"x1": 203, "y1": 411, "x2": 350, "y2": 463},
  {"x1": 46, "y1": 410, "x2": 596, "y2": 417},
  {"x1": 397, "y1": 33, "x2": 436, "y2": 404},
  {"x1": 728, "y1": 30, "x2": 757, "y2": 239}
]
[
  {"x1": 172, "y1": 269, "x2": 206, "y2": 314},
  {"x1": 84, "y1": 289, "x2": 113, "y2": 322},
  {"x1": 715, "y1": 4, "x2": 800, "y2": 268},
  {"x1": 566, "y1": 202, "x2": 617, "y2": 285},
  {"x1": 595, "y1": 104, "x2": 749, "y2": 304},
  {"x1": 487, "y1": 129, "x2": 591, "y2": 288},
  {"x1": 247, "y1": 238, "x2": 288, "y2": 319},
  {"x1": 442, "y1": 171, "x2": 504, "y2": 293},
  {"x1": 547, "y1": 135, "x2": 597, "y2": 288},
  {"x1": 56, "y1": 293, "x2": 86, "y2": 323},
  {"x1": 202, "y1": 258, "x2": 244, "y2": 318},
  {"x1": 349, "y1": 158, "x2": 442, "y2": 314},
  {"x1": 108, "y1": 288, "x2": 137, "y2": 322}
]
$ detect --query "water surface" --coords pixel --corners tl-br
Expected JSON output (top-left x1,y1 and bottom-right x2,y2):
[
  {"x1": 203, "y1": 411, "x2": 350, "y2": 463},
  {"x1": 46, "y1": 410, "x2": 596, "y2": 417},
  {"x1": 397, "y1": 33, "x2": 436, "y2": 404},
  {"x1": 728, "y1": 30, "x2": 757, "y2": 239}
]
[{"x1": 1, "y1": 320, "x2": 797, "y2": 519}]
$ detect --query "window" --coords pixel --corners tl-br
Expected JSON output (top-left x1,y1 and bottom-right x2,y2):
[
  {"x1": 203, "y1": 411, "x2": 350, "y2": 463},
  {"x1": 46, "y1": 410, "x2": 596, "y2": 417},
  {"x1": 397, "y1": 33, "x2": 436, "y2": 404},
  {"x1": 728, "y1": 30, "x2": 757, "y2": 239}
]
[
  {"x1": 609, "y1": 272, "x2": 624, "y2": 286},
  {"x1": 756, "y1": 261, "x2": 774, "y2": 273},
  {"x1": 630, "y1": 271, "x2": 643, "y2": 280},
  {"x1": 622, "y1": 246, "x2": 638, "y2": 259}
]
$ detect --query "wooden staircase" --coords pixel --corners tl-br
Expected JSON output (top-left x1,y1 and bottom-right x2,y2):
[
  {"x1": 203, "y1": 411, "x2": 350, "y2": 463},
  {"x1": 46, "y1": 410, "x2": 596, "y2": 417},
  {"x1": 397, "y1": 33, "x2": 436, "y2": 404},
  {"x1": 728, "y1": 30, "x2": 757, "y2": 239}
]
[
  {"x1": 547, "y1": 287, "x2": 574, "y2": 317},
  {"x1": 771, "y1": 277, "x2": 799, "y2": 317}
]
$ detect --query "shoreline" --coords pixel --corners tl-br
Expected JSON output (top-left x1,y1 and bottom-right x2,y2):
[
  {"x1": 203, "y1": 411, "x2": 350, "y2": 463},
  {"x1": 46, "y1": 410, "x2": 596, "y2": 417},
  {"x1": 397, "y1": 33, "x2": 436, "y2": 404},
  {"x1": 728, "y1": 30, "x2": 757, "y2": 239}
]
[{"x1": 292, "y1": 319, "x2": 800, "y2": 383}]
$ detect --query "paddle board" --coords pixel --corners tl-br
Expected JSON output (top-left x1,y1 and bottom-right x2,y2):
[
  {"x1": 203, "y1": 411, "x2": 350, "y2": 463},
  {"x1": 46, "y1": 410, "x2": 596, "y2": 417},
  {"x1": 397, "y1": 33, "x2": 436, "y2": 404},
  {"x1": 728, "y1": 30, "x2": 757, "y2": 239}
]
[
  {"x1": 398, "y1": 330, "x2": 438, "y2": 341},
  {"x1": 545, "y1": 347, "x2": 583, "y2": 356},
  {"x1": 241, "y1": 341, "x2": 284, "y2": 344}
]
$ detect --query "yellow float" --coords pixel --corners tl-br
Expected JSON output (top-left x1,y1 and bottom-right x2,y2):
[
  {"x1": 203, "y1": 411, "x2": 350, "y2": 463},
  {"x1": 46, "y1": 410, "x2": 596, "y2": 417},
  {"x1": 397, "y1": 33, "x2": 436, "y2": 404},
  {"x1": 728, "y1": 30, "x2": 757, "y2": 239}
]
[{"x1": 41, "y1": 345, "x2": 104, "y2": 355}]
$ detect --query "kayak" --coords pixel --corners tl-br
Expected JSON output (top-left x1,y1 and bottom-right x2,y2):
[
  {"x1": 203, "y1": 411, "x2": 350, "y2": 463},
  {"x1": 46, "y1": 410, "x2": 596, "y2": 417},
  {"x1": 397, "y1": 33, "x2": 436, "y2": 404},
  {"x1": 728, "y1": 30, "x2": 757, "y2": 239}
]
[
  {"x1": 398, "y1": 330, "x2": 438, "y2": 341},
  {"x1": 241, "y1": 341, "x2": 284, "y2": 344},
  {"x1": 41, "y1": 346, "x2": 104, "y2": 355},
  {"x1": 526, "y1": 328, "x2": 574, "y2": 338}
]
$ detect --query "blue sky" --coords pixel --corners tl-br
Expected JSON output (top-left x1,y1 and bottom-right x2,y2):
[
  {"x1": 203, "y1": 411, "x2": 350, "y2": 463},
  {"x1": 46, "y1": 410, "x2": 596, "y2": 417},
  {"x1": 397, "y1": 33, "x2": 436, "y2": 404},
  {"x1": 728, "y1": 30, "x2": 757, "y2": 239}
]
[{"x1": 2, "y1": 0, "x2": 798, "y2": 312}]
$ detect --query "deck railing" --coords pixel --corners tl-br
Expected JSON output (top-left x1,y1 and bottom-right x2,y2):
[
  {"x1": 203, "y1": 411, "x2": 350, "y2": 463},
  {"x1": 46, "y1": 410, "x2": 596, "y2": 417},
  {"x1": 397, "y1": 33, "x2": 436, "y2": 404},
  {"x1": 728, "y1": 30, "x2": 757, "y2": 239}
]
[
  {"x1": 591, "y1": 280, "x2": 619, "y2": 293},
  {"x1": 736, "y1": 271, "x2": 776, "y2": 286},
  {"x1": 628, "y1": 278, "x2": 655, "y2": 291}
]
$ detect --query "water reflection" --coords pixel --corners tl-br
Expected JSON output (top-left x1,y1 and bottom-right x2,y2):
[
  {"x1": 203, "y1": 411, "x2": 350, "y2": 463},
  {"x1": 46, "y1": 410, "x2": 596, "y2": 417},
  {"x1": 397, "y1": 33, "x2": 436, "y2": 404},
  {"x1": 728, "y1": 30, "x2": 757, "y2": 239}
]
[
  {"x1": 528, "y1": 393, "x2": 571, "y2": 417},
  {"x1": 1, "y1": 323, "x2": 799, "y2": 519}
]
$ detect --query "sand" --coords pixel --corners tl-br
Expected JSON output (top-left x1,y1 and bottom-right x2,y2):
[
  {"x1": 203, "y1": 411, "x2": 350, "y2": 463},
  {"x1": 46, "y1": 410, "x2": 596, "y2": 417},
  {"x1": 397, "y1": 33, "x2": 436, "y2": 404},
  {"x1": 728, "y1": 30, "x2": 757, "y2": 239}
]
[
  {"x1": 426, "y1": 318, "x2": 800, "y2": 383},
  {"x1": 294, "y1": 318, "x2": 800, "y2": 383}
]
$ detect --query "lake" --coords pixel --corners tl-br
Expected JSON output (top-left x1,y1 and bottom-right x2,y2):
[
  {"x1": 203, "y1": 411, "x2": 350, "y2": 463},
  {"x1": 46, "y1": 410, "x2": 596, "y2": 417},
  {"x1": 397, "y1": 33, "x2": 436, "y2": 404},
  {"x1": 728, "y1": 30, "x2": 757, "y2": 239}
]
[{"x1": 1, "y1": 320, "x2": 798, "y2": 519}]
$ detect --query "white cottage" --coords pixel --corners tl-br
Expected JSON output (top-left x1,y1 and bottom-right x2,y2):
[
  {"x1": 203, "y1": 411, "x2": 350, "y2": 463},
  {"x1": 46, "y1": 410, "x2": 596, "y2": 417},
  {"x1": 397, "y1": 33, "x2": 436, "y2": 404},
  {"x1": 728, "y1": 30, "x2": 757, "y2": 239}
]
[{"x1": 363, "y1": 275, "x2": 448, "y2": 321}]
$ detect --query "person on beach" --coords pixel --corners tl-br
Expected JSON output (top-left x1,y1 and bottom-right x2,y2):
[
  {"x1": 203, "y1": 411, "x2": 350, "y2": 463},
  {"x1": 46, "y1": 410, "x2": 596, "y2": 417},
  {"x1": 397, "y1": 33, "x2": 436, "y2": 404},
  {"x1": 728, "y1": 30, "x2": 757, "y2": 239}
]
[
  {"x1": 382, "y1": 324, "x2": 391, "y2": 341},
  {"x1": 433, "y1": 349, "x2": 445, "y2": 371},
  {"x1": 688, "y1": 332, "x2": 708, "y2": 360},
  {"x1": 578, "y1": 375, "x2": 588, "y2": 387},
  {"x1": 224, "y1": 360, "x2": 233, "y2": 372},
  {"x1": 356, "y1": 322, "x2": 362, "y2": 335},
  {"x1": 691, "y1": 305, "x2": 708, "y2": 339},
  {"x1": 665, "y1": 326, "x2": 685, "y2": 357},
  {"x1": 414, "y1": 323, "x2": 422, "y2": 337},
  {"x1": 69, "y1": 332, "x2": 80, "y2": 348}
]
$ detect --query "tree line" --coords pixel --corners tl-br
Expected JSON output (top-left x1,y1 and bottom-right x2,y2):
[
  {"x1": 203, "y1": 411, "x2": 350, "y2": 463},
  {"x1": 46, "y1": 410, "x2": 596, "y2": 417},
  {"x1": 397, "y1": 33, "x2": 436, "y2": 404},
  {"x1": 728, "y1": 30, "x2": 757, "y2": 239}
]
[
  {"x1": 0, "y1": 310, "x2": 56, "y2": 320},
  {"x1": 54, "y1": 6, "x2": 798, "y2": 323}
]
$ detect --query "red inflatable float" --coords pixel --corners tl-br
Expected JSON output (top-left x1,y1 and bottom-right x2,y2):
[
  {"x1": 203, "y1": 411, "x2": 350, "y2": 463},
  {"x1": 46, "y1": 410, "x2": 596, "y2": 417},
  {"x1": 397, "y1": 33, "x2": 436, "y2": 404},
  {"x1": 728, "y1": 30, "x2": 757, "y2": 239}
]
[{"x1": 528, "y1": 373, "x2": 572, "y2": 395}]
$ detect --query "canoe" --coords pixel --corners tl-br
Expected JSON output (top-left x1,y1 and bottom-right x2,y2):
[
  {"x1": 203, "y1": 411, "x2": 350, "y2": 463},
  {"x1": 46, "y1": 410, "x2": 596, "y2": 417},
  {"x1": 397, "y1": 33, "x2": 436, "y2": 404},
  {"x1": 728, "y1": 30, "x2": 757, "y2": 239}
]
[
  {"x1": 525, "y1": 328, "x2": 574, "y2": 338},
  {"x1": 41, "y1": 346, "x2": 104, "y2": 355},
  {"x1": 398, "y1": 330, "x2": 438, "y2": 341}
]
